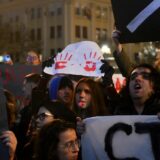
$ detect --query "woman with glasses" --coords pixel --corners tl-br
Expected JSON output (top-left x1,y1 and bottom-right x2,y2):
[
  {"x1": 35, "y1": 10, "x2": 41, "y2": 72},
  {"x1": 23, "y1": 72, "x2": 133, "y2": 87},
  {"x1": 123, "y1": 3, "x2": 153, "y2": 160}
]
[
  {"x1": 26, "y1": 50, "x2": 41, "y2": 66},
  {"x1": 35, "y1": 120, "x2": 79, "y2": 160},
  {"x1": 35, "y1": 100, "x2": 76, "y2": 130},
  {"x1": 22, "y1": 100, "x2": 76, "y2": 160}
]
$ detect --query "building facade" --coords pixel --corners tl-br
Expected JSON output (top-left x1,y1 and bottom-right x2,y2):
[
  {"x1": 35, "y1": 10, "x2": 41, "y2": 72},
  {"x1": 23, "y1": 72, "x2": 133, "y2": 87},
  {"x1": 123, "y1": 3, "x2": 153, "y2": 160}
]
[{"x1": 0, "y1": 0, "x2": 144, "y2": 65}]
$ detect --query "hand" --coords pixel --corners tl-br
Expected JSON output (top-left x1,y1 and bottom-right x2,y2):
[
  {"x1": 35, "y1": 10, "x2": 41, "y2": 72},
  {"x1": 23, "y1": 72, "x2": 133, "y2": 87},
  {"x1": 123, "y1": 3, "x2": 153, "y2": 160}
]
[
  {"x1": 42, "y1": 56, "x2": 55, "y2": 69},
  {"x1": 76, "y1": 117, "x2": 85, "y2": 137},
  {"x1": 100, "y1": 59, "x2": 114, "y2": 87},
  {"x1": 0, "y1": 131, "x2": 17, "y2": 160},
  {"x1": 112, "y1": 30, "x2": 123, "y2": 53}
]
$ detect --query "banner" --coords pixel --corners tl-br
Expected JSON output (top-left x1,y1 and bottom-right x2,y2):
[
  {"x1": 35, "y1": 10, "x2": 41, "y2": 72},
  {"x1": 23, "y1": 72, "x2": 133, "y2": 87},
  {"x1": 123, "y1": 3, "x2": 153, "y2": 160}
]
[
  {"x1": 44, "y1": 41, "x2": 104, "y2": 77},
  {"x1": 111, "y1": 0, "x2": 160, "y2": 43},
  {"x1": 82, "y1": 116, "x2": 160, "y2": 160},
  {"x1": 0, "y1": 64, "x2": 41, "y2": 99}
]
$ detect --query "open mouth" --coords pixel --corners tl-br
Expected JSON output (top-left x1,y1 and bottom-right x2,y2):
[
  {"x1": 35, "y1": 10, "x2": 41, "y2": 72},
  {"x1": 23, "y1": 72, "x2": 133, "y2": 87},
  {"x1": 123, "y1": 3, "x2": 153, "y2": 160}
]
[{"x1": 134, "y1": 83, "x2": 141, "y2": 90}]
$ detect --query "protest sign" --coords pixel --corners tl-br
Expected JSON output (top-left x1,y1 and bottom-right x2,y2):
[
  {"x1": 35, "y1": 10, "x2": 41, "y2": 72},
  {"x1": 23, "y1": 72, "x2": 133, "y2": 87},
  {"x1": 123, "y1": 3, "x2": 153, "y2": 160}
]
[
  {"x1": 44, "y1": 41, "x2": 104, "y2": 77},
  {"x1": 82, "y1": 116, "x2": 160, "y2": 160},
  {"x1": 111, "y1": 0, "x2": 160, "y2": 43}
]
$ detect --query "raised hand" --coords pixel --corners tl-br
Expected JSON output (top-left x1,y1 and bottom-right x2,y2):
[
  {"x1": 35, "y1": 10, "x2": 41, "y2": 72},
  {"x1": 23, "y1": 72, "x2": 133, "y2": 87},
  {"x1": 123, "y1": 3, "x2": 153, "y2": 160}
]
[{"x1": 0, "y1": 131, "x2": 17, "y2": 160}]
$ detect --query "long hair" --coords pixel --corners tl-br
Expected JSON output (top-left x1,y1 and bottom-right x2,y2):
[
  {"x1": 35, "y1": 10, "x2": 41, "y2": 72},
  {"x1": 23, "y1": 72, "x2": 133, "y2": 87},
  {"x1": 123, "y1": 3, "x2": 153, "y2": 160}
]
[
  {"x1": 4, "y1": 89, "x2": 17, "y2": 129},
  {"x1": 35, "y1": 120, "x2": 76, "y2": 160},
  {"x1": 73, "y1": 78, "x2": 109, "y2": 117}
]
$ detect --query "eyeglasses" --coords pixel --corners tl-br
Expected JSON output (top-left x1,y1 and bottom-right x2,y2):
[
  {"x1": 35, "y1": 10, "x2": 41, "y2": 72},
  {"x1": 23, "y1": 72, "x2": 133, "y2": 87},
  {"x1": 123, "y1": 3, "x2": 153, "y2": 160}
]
[
  {"x1": 26, "y1": 55, "x2": 38, "y2": 62},
  {"x1": 59, "y1": 139, "x2": 80, "y2": 151},
  {"x1": 130, "y1": 72, "x2": 152, "y2": 80},
  {"x1": 35, "y1": 113, "x2": 54, "y2": 121}
]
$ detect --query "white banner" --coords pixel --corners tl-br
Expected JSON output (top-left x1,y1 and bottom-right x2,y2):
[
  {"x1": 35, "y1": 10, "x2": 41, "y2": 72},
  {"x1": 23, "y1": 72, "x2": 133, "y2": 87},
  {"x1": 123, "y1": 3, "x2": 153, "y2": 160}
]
[
  {"x1": 44, "y1": 41, "x2": 104, "y2": 77},
  {"x1": 82, "y1": 116, "x2": 160, "y2": 160}
]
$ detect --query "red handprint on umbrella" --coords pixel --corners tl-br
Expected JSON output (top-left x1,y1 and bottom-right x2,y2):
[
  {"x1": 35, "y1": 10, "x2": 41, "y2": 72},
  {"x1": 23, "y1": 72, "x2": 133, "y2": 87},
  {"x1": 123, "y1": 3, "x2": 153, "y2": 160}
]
[
  {"x1": 55, "y1": 52, "x2": 72, "y2": 69},
  {"x1": 83, "y1": 52, "x2": 101, "y2": 72}
]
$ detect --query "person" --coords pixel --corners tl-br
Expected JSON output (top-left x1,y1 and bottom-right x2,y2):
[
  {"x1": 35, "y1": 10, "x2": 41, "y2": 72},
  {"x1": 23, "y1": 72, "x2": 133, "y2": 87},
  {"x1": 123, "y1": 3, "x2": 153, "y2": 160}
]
[
  {"x1": 73, "y1": 77, "x2": 110, "y2": 146},
  {"x1": 0, "y1": 89, "x2": 17, "y2": 160},
  {"x1": 73, "y1": 78, "x2": 109, "y2": 119},
  {"x1": 35, "y1": 120, "x2": 80, "y2": 160},
  {"x1": 0, "y1": 51, "x2": 14, "y2": 65},
  {"x1": 21, "y1": 73, "x2": 41, "y2": 108},
  {"x1": 114, "y1": 63, "x2": 160, "y2": 115},
  {"x1": 48, "y1": 75, "x2": 74, "y2": 109},
  {"x1": 22, "y1": 100, "x2": 76, "y2": 160},
  {"x1": 35, "y1": 100, "x2": 76, "y2": 131},
  {"x1": 15, "y1": 73, "x2": 41, "y2": 159},
  {"x1": 26, "y1": 50, "x2": 41, "y2": 65}
]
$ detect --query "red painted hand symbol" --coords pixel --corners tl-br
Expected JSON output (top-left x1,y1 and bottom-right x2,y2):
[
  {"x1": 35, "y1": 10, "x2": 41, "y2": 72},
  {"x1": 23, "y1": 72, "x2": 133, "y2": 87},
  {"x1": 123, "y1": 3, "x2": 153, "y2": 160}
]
[
  {"x1": 55, "y1": 52, "x2": 72, "y2": 69},
  {"x1": 83, "y1": 52, "x2": 101, "y2": 72}
]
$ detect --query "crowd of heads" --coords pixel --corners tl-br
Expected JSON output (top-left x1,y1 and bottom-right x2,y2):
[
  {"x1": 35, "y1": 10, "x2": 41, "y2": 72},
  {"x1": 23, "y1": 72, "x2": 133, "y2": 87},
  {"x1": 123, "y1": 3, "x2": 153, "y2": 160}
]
[{"x1": 1, "y1": 40, "x2": 160, "y2": 160}]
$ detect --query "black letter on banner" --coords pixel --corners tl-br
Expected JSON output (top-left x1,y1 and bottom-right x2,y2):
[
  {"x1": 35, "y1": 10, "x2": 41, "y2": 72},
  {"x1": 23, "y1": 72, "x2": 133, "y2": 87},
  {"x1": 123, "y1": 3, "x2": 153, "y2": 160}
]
[
  {"x1": 104, "y1": 123, "x2": 139, "y2": 160},
  {"x1": 135, "y1": 122, "x2": 160, "y2": 160}
]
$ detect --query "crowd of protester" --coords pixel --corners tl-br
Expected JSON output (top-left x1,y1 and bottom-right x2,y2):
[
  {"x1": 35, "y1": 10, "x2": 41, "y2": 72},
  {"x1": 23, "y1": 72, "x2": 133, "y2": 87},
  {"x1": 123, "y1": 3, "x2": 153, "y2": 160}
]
[{"x1": 0, "y1": 31, "x2": 160, "y2": 160}]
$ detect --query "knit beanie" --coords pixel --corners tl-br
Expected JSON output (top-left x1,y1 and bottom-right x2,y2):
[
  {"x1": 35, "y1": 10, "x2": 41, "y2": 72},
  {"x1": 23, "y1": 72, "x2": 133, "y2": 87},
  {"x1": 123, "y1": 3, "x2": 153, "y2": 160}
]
[{"x1": 49, "y1": 76, "x2": 73, "y2": 101}]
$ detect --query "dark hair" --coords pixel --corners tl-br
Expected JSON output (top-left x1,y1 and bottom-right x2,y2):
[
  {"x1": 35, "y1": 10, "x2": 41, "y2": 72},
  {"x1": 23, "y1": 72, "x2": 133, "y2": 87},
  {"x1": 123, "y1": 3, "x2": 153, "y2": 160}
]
[
  {"x1": 59, "y1": 76, "x2": 74, "y2": 90},
  {"x1": 4, "y1": 89, "x2": 17, "y2": 129},
  {"x1": 129, "y1": 63, "x2": 160, "y2": 92},
  {"x1": 73, "y1": 78, "x2": 108, "y2": 117},
  {"x1": 49, "y1": 76, "x2": 73, "y2": 101},
  {"x1": 35, "y1": 100, "x2": 76, "y2": 124},
  {"x1": 121, "y1": 63, "x2": 160, "y2": 102},
  {"x1": 35, "y1": 120, "x2": 76, "y2": 160},
  {"x1": 24, "y1": 73, "x2": 41, "y2": 84}
]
